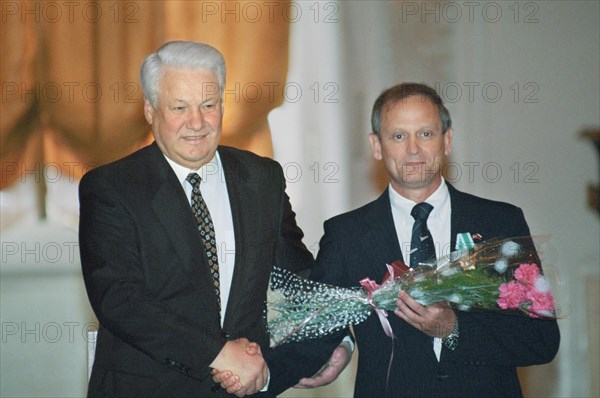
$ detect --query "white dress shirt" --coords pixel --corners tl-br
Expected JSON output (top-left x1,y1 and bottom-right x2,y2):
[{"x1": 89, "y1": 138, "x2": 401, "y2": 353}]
[
  {"x1": 388, "y1": 178, "x2": 452, "y2": 360},
  {"x1": 164, "y1": 151, "x2": 235, "y2": 326}
]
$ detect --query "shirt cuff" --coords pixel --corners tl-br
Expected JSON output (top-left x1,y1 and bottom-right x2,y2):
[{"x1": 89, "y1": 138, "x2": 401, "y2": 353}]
[
  {"x1": 342, "y1": 335, "x2": 355, "y2": 352},
  {"x1": 260, "y1": 369, "x2": 271, "y2": 392}
]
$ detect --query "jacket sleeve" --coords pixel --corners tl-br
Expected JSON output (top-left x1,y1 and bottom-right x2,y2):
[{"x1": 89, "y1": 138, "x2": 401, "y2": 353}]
[
  {"x1": 263, "y1": 331, "x2": 345, "y2": 396},
  {"x1": 447, "y1": 205, "x2": 560, "y2": 366}
]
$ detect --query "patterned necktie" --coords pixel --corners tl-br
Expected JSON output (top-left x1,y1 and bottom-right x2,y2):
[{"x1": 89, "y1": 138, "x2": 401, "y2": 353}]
[
  {"x1": 410, "y1": 202, "x2": 436, "y2": 268},
  {"x1": 186, "y1": 173, "x2": 221, "y2": 313}
]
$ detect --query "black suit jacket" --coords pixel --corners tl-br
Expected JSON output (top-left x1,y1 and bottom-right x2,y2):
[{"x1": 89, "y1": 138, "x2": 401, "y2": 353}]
[
  {"x1": 308, "y1": 184, "x2": 560, "y2": 398},
  {"x1": 79, "y1": 143, "x2": 319, "y2": 397}
]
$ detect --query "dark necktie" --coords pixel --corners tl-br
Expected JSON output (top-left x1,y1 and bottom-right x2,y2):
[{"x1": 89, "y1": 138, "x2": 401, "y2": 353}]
[
  {"x1": 186, "y1": 173, "x2": 221, "y2": 313},
  {"x1": 410, "y1": 202, "x2": 436, "y2": 268}
]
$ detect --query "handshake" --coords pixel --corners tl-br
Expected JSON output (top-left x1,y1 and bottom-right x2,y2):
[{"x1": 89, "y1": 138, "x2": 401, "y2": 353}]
[
  {"x1": 210, "y1": 337, "x2": 353, "y2": 397},
  {"x1": 210, "y1": 338, "x2": 268, "y2": 397}
]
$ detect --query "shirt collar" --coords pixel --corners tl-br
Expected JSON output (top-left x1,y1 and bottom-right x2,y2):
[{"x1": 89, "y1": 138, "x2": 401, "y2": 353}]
[
  {"x1": 388, "y1": 178, "x2": 450, "y2": 217},
  {"x1": 164, "y1": 151, "x2": 221, "y2": 186}
]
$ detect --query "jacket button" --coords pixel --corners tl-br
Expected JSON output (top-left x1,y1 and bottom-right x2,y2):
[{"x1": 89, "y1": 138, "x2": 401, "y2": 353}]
[{"x1": 437, "y1": 374, "x2": 449, "y2": 381}]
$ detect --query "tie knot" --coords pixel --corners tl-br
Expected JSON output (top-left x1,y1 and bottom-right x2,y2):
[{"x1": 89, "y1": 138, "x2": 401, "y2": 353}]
[
  {"x1": 411, "y1": 202, "x2": 433, "y2": 221},
  {"x1": 186, "y1": 172, "x2": 202, "y2": 188}
]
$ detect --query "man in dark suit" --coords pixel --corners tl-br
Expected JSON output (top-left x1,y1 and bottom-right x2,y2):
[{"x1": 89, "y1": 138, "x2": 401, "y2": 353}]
[
  {"x1": 300, "y1": 83, "x2": 560, "y2": 397},
  {"x1": 79, "y1": 41, "x2": 330, "y2": 397}
]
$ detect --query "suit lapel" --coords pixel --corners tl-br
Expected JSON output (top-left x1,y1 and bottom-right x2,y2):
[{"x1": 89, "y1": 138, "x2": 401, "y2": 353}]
[
  {"x1": 362, "y1": 189, "x2": 405, "y2": 281},
  {"x1": 217, "y1": 148, "x2": 260, "y2": 326},
  {"x1": 146, "y1": 144, "x2": 220, "y2": 313},
  {"x1": 449, "y1": 184, "x2": 474, "y2": 249}
]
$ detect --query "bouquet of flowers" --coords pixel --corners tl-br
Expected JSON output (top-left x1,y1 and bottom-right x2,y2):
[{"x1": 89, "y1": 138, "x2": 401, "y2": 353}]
[{"x1": 267, "y1": 236, "x2": 557, "y2": 347}]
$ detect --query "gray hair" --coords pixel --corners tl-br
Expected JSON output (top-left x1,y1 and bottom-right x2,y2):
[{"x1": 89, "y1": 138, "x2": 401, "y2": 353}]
[
  {"x1": 371, "y1": 83, "x2": 452, "y2": 136},
  {"x1": 140, "y1": 41, "x2": 226, "y2": 107}
]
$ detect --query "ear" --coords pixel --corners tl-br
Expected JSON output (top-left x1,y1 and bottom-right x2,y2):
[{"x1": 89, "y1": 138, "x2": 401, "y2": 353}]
[
  {"x1": 144, "y1": 99, "x2": 154, "y2": 125},
  {"x1": 443, "y1": 128, "x2": 453, "y2": 156},
  {"x1": 369, "y1": 133, "x2": 383, "y2": 160}
]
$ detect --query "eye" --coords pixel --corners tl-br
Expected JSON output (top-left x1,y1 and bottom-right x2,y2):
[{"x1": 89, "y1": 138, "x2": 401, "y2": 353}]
[
  {"x1": 173, "y1": 105, "x2": 186, "y2": 111},
  {"x1": 202, "y1": 102, "x2": 217, "y2": 111},
  {"x1": 421, "y1": 131, "x2": 432, "y2": 138},
  {"x1": 393, "y1": 133, "x2": 404, "y2": 141}
]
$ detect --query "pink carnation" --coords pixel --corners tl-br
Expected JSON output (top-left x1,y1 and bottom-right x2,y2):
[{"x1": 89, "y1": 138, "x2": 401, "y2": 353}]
[
  {"x1": 497, "y1": 280, "x2": 528, "y2": 309},
  {"x1": 526, "y1": 284, "x2": 555, "y2": 318},
  {"x1": 514, "y1": 263, "x2": 541, "y2": 284}
]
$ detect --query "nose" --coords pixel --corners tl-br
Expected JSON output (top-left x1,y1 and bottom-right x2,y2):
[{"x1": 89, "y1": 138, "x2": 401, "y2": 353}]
[
  {"x1": 406, "y1": 135, "x2": 419, "y2": 155},
  {"x1": 187, "y1": 109, "x2": 205, "y2": 131}
]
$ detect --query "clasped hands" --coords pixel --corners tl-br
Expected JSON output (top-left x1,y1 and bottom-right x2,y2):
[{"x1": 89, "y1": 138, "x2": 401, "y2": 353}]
[
  {"x1": 210, "y1": 338, "x2": 267, "y2": 397},
  {"x1": 212, "y1": 339, "x2": 354, "y2": 396}
]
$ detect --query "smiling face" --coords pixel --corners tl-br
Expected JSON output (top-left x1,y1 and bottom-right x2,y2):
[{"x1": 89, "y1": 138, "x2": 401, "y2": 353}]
[
  {"x1": 144, "y1": 67, "x2": 223, "y2": 169},
  {"x1": 369, "y1": 94, "x2": 453, "y2": 202}
]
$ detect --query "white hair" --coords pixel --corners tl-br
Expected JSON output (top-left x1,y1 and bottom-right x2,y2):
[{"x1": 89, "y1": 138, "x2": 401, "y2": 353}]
[{"x1": 140, "y1": 41, "x2": 226, "y2": 107}]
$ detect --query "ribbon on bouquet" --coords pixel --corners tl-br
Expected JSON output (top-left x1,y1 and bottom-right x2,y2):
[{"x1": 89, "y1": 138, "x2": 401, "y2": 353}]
[
  {"x1": 359, "y1": 261, "x2": 410, "y2": 391},
  {"x1": 359, "y1": 276, "x2": 395, "y2": 339},
  {"x1": 359, "y1": 260, "x2": 412, "y2": 339}
]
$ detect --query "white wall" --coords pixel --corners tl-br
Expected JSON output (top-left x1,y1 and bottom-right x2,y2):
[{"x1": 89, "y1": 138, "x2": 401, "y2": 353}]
[
  {"x1": 1, "y1": 221, "x2": 96, "y2": 397},
  {"x1": 449, "y1": 2, "x2": 599, "y2": 396}
]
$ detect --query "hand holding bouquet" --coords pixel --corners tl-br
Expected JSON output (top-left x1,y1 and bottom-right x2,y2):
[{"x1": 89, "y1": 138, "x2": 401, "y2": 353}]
[{"x1": 268, "y1": 236, "x2": 558, "y2": 347}]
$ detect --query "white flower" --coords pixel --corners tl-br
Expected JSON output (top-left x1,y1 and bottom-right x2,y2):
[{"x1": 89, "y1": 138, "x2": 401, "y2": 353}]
[
  {"x1": 494, "y1": 258, "x2": 509, "y2": 274},
  {"x1": 440, "y1": 267, "x2": 460, "y2": 277},
  {"x1": 534, "y1": 275, "x2": 550, "y2": 292},
  {"x1": 500, "y1": 241, "x2": 520, "y2": 257},
  {"x1": 447, "y1": 293, "x2": 463, "y2": 304},
  {"x1": 535, "y1": 309, "x2": 554, "y2": 317}
]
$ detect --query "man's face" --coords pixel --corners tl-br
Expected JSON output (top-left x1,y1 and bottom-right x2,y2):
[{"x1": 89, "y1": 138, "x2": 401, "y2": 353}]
[
  {"x1": 144, "y1": 67, "x2": 223, "y2": 169},
  {"x1": 369, "y1": 94, "x2": 453, "y2": 199}
]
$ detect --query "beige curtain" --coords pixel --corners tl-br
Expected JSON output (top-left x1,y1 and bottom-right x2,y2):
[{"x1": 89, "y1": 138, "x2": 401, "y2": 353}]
[{"x1": 1, "y1": 0, "x2": 289, "y2": 189}]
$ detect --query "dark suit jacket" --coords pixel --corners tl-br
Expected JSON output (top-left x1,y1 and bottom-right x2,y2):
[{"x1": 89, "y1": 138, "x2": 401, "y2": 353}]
[
  {"x1": 308, "y1": 184, "x2": 560, "y2": 398},
  {"x1": 79, "y1": 143, "x2": 320, "y2": 397}
]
